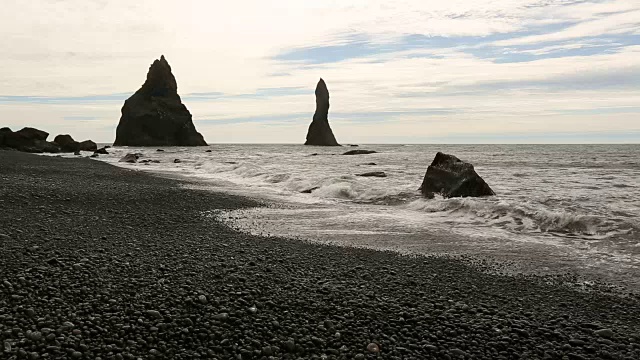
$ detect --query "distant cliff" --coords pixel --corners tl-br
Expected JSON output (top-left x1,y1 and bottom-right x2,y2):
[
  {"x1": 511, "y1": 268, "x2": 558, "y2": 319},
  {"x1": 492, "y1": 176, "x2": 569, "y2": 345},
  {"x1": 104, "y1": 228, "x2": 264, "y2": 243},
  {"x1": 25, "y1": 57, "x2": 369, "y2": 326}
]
[
  {"x1": 304, "y1": 79, "x2": 339, "y2": 146},
  {"x1": 114, "y1": 56, "x2": 207, "y2": 147}
]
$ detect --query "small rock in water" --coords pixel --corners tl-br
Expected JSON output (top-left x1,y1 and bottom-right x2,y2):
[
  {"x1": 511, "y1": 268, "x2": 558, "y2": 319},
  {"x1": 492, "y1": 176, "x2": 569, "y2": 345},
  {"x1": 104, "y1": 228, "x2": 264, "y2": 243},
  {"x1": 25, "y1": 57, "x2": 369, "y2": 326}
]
[
  {"x1": 94, "y1": 147, "x2": 109, "y2": 155},
  {"x1": 356, "y1": 171, "x2": 386, "y2": 178},
  {"x1": 119, "y1": 153, "x2": 138, "y2": 163},
  {"x1": 301, "y1": 186, "x2": 320, "y2": 194},
  {"x1": 205, "y1": 149, "x2": 212, "y2": 152},
  {"x1": 343, "y1": 149, "x2": 377, "y2": 155},
  {"x1": 156, "y1": 149, "x2": 164, "y2": 152},
  {"x1": 173, "y1": 159, "x2": 181, "y2": 163}
]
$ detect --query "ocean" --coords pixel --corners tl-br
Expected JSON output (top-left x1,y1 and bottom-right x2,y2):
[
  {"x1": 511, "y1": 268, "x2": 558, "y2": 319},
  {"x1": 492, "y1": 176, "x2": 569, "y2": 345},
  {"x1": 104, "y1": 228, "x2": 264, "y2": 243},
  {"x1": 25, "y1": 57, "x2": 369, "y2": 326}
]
[{"x1": 86, "y1": 144, "x2": 640, "y2": 290}]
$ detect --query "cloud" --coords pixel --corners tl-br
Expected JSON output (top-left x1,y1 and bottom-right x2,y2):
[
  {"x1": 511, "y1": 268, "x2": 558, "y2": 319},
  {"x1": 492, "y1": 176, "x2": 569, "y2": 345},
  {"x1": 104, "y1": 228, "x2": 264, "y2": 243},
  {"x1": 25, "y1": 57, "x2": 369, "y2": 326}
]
[{"x1": 0, "y1": 0, "x2": 639, "y2": 143}]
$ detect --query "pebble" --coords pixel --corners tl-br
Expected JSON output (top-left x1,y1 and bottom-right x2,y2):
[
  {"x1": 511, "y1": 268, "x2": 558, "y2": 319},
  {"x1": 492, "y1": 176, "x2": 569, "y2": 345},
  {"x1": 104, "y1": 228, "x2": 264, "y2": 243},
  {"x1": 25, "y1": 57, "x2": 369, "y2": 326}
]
[
  {"x1": 367, "y1": 343, "x2": 380, "y2": 353},
  {"x1": 146, "y1": 310, "x2": 162, "y2": 319},
  {"x1": 213, "y1": 313, "x2": 229, "y2": 321},
  {"x1": 595, "y1": 329, "x2": 614, "y2": 339}
]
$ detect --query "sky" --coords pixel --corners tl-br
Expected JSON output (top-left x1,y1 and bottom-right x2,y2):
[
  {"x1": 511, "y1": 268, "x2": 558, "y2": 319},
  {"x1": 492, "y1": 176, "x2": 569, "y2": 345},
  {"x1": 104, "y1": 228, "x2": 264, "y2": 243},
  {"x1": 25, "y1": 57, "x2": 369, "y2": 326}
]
[{"x1": 1, "y1": 0, "x2": 639, "y2": 144}]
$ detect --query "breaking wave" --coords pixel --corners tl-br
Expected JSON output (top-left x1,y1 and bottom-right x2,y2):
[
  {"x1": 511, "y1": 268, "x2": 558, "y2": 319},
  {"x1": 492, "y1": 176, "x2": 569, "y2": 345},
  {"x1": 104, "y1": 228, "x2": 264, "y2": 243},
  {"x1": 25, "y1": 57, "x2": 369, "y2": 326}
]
[{"x1": 406, "y1": 197, "x2": 636, "y2": 239}]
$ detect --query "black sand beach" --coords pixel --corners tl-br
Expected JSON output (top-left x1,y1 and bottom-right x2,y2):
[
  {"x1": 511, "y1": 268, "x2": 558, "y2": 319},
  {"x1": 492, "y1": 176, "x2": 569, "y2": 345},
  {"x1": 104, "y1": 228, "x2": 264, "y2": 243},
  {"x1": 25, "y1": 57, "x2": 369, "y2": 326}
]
[{"x1": 1, "y1": 151, "x2": 639, "y2": 360}]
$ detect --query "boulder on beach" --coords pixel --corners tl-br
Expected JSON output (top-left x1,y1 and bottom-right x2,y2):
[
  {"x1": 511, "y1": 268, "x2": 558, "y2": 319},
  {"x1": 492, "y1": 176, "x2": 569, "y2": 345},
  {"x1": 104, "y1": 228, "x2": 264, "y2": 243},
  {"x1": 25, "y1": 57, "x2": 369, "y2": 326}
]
[
  {"x1": 357, "y1": 171, "x2": 387, "y2": 178},
  {"x1": 119, "y1": 153, "x2": 139, "y2": 163},
  {"x1": 16, "y1": 127, "x2": 48, "y2": 141},
  {"x1": 343, "y1": 149, "x2": 377, "y2": 155},
  {"x1": 0, "y1": 127, "x2": 61, "y2": 153},
  {"x1": 78, "y1": 140, "x2": 97, "y2": 152},
  {"x1": 53, "y1": 134, "x2": 80, "y2": 152},
  {"x1": 113, "y1": 55, "x2": 207, "y2": 147},
  {"x1": 304, "y1": 78, "x2": 340, "y2": 146},
  {"x1": 419, "y1": 152, "x2": 495, "y2": 198}
]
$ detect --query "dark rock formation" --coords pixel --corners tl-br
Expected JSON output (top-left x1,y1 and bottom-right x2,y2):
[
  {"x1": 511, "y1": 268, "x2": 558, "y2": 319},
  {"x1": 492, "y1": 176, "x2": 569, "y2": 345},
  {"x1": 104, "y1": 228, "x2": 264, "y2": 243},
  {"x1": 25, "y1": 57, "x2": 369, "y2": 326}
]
[
  {"x1": 16, "y1": 127, "x2": 48, "y2": 141},
  {"x1": 94, "y1": 147, "x2": 109, "y2": 155},
  {"x1": 304, "y1": 79, "x2": 339, "y2": 146},
  {"x1": 301, "y1": 186, "x2": 320, "y2": 194},
  {"x1": 53, "y1": 134, "x2": 80, "y2": 152},
  {"x1": 52, "y1": 134, "x2": 97, "y2": 153},
  {"x1": 0, "y1": 127, "x2": 12, "y2": 139},
  {"x1": 357, "y1": 171, "x2": 387, "y2": 178},
  {"x1": 79, "y1": 140, "x2": 97, "y2": 152},
  {"x1": 343, "y1": 150, "x2": 377, "y2": 155},
  {"x1": 119, "y1": 153, "x2": 139, "y2": 163},
  {"x1": 113, "y1": 55, "x2": 207, "y2": 147},
  {"x1": 0, "y1": 127, "x2": 61, "y2": 153},
  {"x1": 420, "y1": 152, "x2": 495, "y2": 198}
]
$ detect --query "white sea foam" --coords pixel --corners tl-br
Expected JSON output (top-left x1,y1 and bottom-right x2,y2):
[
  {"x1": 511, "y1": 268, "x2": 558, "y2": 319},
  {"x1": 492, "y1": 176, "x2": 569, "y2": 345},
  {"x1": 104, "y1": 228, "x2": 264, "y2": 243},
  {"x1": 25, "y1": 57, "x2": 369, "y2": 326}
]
[{"x1": 88, "y1": 144, "x2": 640, "y2": 243}]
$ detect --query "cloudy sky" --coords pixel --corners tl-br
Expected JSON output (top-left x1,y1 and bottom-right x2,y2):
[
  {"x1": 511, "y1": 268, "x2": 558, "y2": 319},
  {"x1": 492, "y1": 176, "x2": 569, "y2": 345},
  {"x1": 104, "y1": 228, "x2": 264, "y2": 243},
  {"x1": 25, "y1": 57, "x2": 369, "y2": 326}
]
[{"x1": 1, "y1": 0, "x2": 639, "y2": 143}]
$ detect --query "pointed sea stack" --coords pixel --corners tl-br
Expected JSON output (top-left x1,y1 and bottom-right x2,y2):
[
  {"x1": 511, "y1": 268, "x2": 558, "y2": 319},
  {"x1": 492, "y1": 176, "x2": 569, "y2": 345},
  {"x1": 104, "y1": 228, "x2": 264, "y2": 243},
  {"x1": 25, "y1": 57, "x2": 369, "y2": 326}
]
[
  {"x1": 113, "y1": 56, "x2": 207, "y2": 146},
  {"x1": 304, "y1": 78, "x2": 339, "y2": 146}
]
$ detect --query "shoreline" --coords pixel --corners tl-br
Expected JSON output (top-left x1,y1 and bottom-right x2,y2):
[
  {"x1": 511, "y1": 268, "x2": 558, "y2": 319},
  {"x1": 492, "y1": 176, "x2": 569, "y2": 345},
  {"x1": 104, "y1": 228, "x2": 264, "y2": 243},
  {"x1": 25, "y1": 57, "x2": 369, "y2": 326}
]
[
  {"x1": 99, "y1": 149, "x2": 640, "y2": 293},
  {"x1": 1, "y1": 151, "x2": 640, "y2": 359}
]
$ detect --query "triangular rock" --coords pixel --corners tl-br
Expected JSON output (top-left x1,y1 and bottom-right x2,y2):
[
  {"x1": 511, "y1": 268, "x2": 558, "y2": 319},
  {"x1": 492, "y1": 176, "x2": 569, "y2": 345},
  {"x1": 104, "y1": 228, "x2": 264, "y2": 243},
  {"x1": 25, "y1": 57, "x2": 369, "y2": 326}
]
[
  {"x1": 304, "y1": 78, "x2": 339, "y2": 146},
  {"x1": 114, "y1": 55, "x2": 207, "y2": 146},
  {"x1": 420, "y1": 152, "x2": 495, "y2": 198}
]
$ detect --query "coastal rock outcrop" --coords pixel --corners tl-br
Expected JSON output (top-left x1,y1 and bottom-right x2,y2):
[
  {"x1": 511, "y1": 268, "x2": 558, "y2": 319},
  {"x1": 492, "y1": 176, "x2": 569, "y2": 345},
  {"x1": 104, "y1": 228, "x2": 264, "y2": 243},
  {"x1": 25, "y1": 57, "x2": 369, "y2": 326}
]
[
  {"x1": 53, "y1": 134, "x2": 79, "y2": 152},
  {"x1": 79, "y1": 140, "x2": 97, "y2": 152},
  {"x1": 420, "y1": 152, "x2": 495, "y2": 198},
  {"x1": 0, "y1": 127, "x2": 60, "y2": 153},
  {"x1": 304, "y1": 79, "x2": 339, "y2": 146},
  {"x1": 113, "y1": 55, "x2": 207, "y2": 147}
]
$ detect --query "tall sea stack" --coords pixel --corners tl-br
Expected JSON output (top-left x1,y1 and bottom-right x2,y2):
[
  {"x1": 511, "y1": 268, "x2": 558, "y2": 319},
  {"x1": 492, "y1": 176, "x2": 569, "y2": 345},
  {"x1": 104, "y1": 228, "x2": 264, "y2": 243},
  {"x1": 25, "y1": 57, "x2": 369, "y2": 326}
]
[
  {"x1": 113, "y1": 55, "x2": 207, "y2": 146},
  {"x1": 305, "y1": 78, "x2": 339, "y2": 146}
]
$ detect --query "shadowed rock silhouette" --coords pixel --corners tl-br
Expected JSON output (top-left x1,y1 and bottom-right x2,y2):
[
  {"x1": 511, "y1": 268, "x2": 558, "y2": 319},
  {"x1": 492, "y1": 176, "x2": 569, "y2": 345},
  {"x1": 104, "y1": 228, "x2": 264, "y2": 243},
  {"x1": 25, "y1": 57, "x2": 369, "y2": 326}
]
[
  {"x1": 420, "y1": 152, "x2": 495, "y2": 198},
  {"x1": 114, "y1": 55, "x2": 207, "y2": 146},
  {"x1": 304, "y1": 78, "x2": 340, "y2": 146}
]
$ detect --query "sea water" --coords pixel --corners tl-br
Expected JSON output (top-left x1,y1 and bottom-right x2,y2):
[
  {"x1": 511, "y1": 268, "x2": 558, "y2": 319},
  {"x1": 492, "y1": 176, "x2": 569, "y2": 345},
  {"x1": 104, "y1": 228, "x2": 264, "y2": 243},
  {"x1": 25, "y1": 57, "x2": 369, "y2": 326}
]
[{"x1": 90, "y1": 144, "x2": 640, "y2": 289}]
